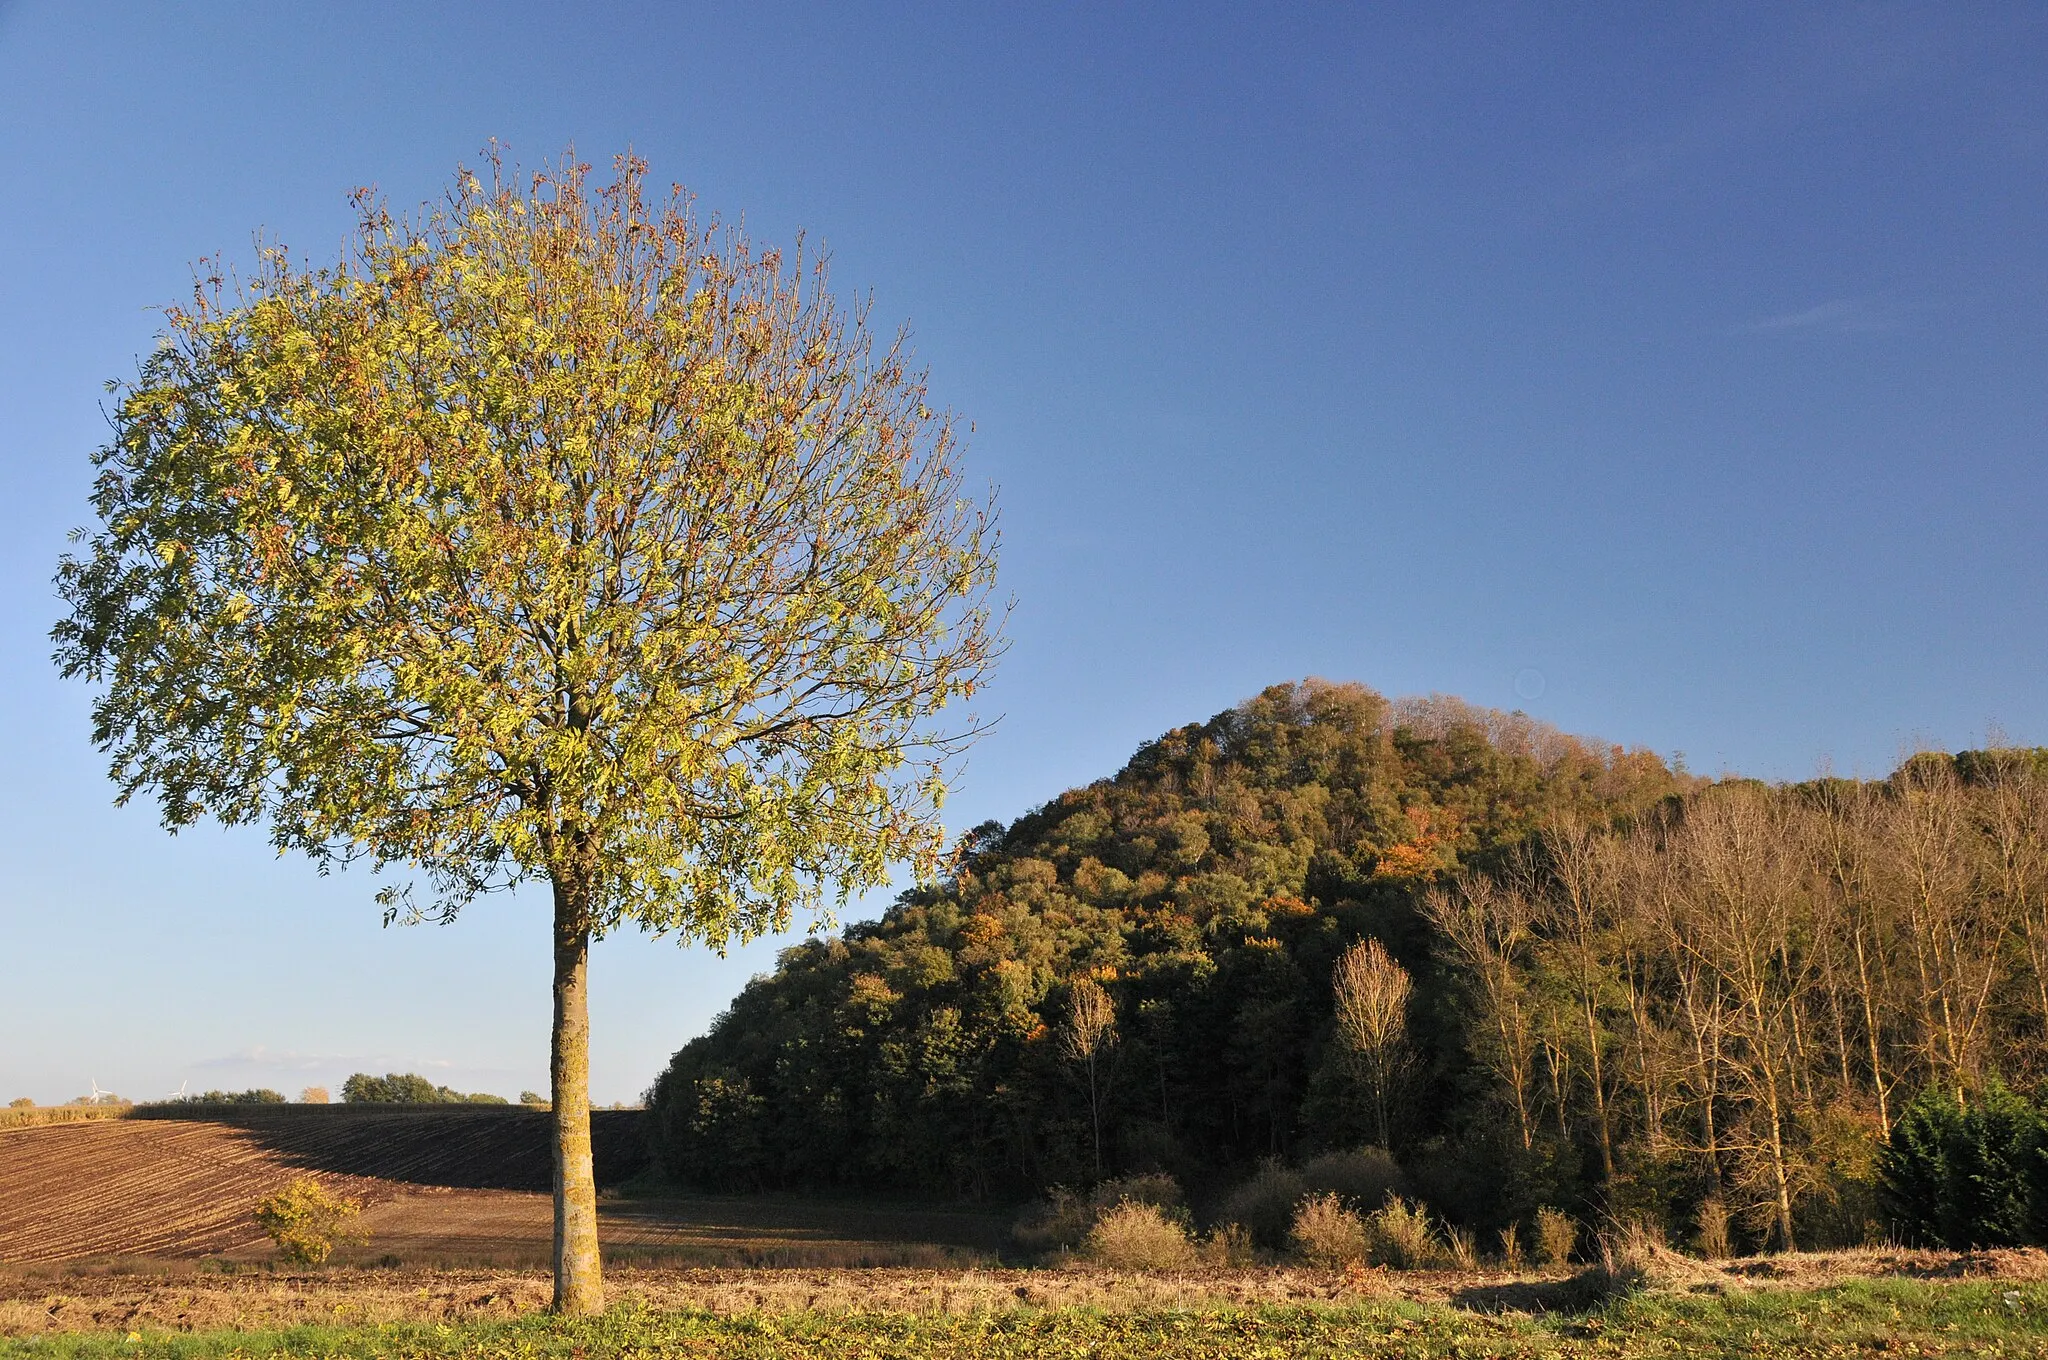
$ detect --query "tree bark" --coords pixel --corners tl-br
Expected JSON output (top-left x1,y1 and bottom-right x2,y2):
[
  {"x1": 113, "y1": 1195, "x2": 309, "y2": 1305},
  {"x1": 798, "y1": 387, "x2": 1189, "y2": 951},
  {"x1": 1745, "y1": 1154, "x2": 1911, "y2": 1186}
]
[{"x1": 551, "y1": 878, "x2": 603, "y2": 1316}]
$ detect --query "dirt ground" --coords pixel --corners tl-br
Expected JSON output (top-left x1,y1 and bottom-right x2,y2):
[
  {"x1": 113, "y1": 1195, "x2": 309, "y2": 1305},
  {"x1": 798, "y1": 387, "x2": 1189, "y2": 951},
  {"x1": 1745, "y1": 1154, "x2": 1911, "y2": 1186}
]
[
  {"x1": 261, "y1": 1186, "x2": 1006, "y2": 1269},
  {"x1": 5, "y1": 1249, "x2": 2048, "y2": 1337},
  {"x1": 0, "y1": 1112, "x2": 1009, "y2": 1283}
]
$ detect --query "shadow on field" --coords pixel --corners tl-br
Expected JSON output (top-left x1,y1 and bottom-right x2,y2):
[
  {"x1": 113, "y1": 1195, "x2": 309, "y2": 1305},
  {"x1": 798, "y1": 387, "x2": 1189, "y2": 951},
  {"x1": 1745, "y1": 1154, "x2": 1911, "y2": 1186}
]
[
  {"x1": 1449, "y1": 1272, "x2": 1623, "y2": 1316},
  {"x1": 128, "y1": 1106, "x2": 649, "y2": 1191}
]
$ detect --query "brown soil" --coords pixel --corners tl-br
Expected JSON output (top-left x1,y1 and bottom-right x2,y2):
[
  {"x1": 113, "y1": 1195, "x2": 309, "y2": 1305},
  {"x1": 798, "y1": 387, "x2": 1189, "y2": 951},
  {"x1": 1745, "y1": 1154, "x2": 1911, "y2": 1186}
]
[
  {"x1": 0, "y1": 1112, "x2": 1006, "y2": 1273},
  {"x1": 0, "y1": 1110, "x2": 646, "y2": 1263}
]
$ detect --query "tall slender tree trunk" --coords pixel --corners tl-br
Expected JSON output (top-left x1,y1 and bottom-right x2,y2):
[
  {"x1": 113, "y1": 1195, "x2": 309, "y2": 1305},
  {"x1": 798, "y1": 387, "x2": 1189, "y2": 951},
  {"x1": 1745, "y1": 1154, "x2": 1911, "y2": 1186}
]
[
  {"x1": 1762, "y1": 1063, "x2": 1798, "y2": 1252},
  {"x1": 1581, "y1": 991, "x2": 1616, "y2": 1185},
  {"x1": 1853, "y1": 924, "x2": 1891, "y2": 1131},
  {"x1": 551, "y1": 877, "x2": 603, "y2": 1316},
  {"x1": 1086, "y1": 1053, "x2": 1103, "y2": 1177}
]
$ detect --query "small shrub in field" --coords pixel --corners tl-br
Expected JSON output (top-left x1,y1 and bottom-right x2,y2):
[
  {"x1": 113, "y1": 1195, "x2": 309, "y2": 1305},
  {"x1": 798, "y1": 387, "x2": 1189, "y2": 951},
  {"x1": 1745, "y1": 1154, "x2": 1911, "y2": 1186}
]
[
  {"x1": 7, "y1": 1098, "x2": 31, "y2": 1110},
  {"x1": 1199, "y1": 1222, "x2": 1259, "y2": 1266},
  {"x1": 1218, "y1": 1160, "x2": 1309, "y2": 1250},
  {"x1": 1014, "y1": 1176, "x2": 1187, "y2": 1258},
  {"x1": 1364, "y1": 1196, "x2": 1444, "y2": 1269},
  {"x1": 1444, "y1": 1223, "x2": 1480, "y2": 1271},
  {"x1": 1695, "y1": 1196, "x2": 1732, "y2": 1260},
  {"x1": 1497, "y1": 1224, "x2": 1525, "y2": 1272},
  {"x1": 299, "y1": 1086, "x2": 330, "y2": 1105},
  {"x1": 1290, "y1": 1192, "x2": 1369, "y2": 1267},
  {"x1": 254, "y1": 1176, "x2": 363, "y2": 1265},
  {"x1": 1300, "y1": 1146, "x2": 1401, "y2": 1210},
  {"x1": 1533, "y1": 1206, "x2": 1578, "y2": 1269},
  {"x1": 1082, "y1": 1200, "x2": 1195, "y2": 1269},
  {"x1": 1013, "y1": 1189, "x2": 1095, "y2": 1255},
  {"x1": 1591, "y1": 1220, "x2": 1668, "y2": 1299}
]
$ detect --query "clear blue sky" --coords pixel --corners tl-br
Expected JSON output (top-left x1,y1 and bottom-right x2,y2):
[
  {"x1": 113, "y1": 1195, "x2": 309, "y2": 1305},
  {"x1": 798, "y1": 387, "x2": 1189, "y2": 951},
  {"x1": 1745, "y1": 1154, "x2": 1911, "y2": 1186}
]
[{"x1": 2, "y1": 2, "x2": 2043, "y2": 1105}]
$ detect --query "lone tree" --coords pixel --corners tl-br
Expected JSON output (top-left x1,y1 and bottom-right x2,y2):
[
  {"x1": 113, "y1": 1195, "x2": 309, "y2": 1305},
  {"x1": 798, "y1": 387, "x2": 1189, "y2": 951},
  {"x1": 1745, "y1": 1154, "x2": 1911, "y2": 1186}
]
[
  {"x1": 1060, "y1": 976, "x2": 1118, "y2": 1177},
  {"x1": 53, "y1": 151, "x2": 1001, "y2": 1314},
  {"x1": 1331, "y1": 937, "x2": 1412, "y2": 1146}
]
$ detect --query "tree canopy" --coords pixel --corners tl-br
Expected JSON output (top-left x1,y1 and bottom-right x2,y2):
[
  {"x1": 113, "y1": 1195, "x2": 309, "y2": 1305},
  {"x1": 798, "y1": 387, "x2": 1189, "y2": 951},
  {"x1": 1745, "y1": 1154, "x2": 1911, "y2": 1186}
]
[{"x1": 340, "y1": 1072, "x2": 507, "y2": 1104}]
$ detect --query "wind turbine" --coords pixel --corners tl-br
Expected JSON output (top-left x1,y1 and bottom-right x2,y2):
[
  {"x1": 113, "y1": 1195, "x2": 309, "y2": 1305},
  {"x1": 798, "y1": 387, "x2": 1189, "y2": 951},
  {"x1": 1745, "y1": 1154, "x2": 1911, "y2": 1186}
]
[
  {"x1": 165, "y1": 1080, "x2": 188, "y2": 1101},
  {"x1": 88, "y1": 1078, "x2": 111, "y2": 1105}
]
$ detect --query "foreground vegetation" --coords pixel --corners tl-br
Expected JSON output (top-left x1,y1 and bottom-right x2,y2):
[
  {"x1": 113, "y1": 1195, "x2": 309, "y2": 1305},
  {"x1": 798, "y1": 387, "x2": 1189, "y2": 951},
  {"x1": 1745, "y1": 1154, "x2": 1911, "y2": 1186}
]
[{"x1": 7, "y1": 1279, "x2": 2048, "y2": 1358}]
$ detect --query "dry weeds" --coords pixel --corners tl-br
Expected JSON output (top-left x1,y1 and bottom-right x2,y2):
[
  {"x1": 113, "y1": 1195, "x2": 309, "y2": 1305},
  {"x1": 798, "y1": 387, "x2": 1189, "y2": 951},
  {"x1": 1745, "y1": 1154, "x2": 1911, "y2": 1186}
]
[{"x1": 5, "y1": 1249, "x2": 2047, "y2": 1337}]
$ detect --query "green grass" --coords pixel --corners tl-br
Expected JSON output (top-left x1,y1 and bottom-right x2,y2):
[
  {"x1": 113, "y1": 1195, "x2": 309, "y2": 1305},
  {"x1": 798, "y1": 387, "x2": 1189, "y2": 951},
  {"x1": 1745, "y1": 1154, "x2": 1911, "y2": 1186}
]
[{"x1": 7, "y1": 1281, "x2": 2048, "y2": 1358}]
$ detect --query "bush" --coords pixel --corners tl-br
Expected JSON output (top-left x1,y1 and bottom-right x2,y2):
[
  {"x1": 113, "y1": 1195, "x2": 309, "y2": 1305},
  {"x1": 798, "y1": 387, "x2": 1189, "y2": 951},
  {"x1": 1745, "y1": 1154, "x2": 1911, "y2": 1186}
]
[
  {"x1": 253, "y1": 1176, "x2": 363, "y2": 1265},
  {"x1": 1363, "y1": 1195, "x2": 1443, "y2": 1269},
  {"x1": 1533, "y1": 1206, "x2": 1578, "y2": 1268},
  {"x1": 1199, "y1": 1222, "x2": 1259, "y2": 1266},
  {"x1": 1584, "y1": 1220, "x2": 1678, "y2": 1302},
  {"x1": 1300, "y1": 1146, "x2": 1401, "y2": 1210},
  {"x1": 1082, "y1": 1200, "x2": 1195, "y2": 1269},
  {"x1": 300, "y1": 1086, "x2": 330, "y2": 1105},
  {"x1": 1217, "y1": 1160, "x2": 1308, "y2": 1251},
  {"x1": 1290, "y1": 1192, "x2": 1369, "y2": 1268},
  {"x1": 7, "y1": 1098, "x2": 32, "y2": 1110},
  {"x1": 1878, "y1": 1083, "x2": 2047, "y2": 1248},
  {"x1": 1013, "y1": 1189, "x2": 1095, "y2": 1255},
  {"x1": 1496, "y1": 1224, "x2": 1524, "y2": 1272},
  {"x1": 1014, "y1": 1176, "x2": 1187, "y2": 1258},
  {"x1": 169, "y1": 1088, "x2": 286, "y2": 1105},
  {"x1": 1444, "y1": 1223, "x2": 1480, "y2": 1271}
]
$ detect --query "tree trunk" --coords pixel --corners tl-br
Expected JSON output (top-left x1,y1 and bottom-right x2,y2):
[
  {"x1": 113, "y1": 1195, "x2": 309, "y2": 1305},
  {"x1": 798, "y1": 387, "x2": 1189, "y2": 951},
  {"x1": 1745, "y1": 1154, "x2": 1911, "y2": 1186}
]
[
  {"x1": 1853, "y1": 923, "x2": 1891, "y2": 1131},
  {"x1": 551, "y1": 878, "x2": 603, "y2": 1316},
  {"x1": 1582, "y1": 990, "x2": 1616, "y2": 1185}
]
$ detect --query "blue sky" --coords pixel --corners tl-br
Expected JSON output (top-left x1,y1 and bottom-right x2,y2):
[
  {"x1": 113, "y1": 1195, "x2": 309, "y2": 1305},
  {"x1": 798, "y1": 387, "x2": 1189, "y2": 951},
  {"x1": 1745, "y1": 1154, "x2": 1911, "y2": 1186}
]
[{"x1": 2, "y1": 2, "x2": 2043, "y2": 1105}]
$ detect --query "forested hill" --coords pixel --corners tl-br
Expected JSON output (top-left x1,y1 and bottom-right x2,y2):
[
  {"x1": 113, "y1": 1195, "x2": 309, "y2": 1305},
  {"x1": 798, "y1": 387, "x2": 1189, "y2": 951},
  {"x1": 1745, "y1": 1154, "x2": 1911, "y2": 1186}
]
[{"x1": 645, "y1": 679, "x2": 1688, "y2": 1201}]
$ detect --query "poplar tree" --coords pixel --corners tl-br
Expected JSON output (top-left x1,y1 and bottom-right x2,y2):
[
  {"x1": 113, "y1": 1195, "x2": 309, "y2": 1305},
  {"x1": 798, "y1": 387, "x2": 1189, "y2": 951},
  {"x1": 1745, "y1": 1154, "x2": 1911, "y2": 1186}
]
[{"x1": 53, "y1": 151, "x2": 1001, "y2": 1313}]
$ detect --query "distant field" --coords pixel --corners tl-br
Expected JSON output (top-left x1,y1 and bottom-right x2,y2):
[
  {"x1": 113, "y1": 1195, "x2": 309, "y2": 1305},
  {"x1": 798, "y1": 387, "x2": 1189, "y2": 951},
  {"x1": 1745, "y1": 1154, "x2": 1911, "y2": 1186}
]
[{"x1": 0, "y1": 1111, "x2": 1004, "y2": 1268}]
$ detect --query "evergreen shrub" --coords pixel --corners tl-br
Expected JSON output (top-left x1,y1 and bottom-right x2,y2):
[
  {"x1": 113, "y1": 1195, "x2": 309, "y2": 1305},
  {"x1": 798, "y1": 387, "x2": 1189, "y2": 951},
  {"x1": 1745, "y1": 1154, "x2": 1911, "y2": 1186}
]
[{"x1": 1878, "y1": 1082, "x2": 2048, "y2": 1249}]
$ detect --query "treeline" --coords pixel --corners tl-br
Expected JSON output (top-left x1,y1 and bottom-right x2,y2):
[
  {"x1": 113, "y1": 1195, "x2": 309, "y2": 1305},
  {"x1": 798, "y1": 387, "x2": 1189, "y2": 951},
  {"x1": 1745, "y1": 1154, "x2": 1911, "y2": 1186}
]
[
  {"x1": 161, "y1": 1088, "x2": 287, "y2": 1105},
  {"x1": 1432, "y1": 749, "x2": 2048, "y2": 1249},
  {"x1": 647, "y1": 681, "x2": 1688, "y2": 1210},
  {"x1": 341, "y1": 1072, "x2": 508, "y2": 1104}
]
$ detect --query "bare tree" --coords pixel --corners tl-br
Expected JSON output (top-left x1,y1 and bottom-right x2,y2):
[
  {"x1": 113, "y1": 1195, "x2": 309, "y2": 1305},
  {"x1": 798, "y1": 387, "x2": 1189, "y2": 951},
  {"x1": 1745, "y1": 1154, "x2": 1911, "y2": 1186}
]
[
  {"x1": 1332, "y1": 937, "x2": 1414, "y2": 1146},
  {"x1": 1881, "y1": 759, "x2": 2007, "y2": 1104},
  {"x1": 1063, "y1": 977, "x2": 1118, "y2": 1176},
  {"x1": 1539, "y1": 819, "x2": 1622, "y2": 1185},
  {"x1": 1674, "y1": 787, "x2": 1811, "y2": 1250},
  {"x1": 1426, "y1": 880, "x2": 1538, "y2": 1149},
  {"x1": 1981, "y1": 754, "x2": 2048, "y2": 1071}
]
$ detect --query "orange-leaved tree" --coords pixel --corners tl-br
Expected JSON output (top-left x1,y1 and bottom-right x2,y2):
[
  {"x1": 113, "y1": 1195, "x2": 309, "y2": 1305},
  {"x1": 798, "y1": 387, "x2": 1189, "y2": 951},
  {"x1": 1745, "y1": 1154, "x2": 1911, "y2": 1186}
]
[{"x1": 53, "y1": 150, "x2": 1001, "y2": 1313}]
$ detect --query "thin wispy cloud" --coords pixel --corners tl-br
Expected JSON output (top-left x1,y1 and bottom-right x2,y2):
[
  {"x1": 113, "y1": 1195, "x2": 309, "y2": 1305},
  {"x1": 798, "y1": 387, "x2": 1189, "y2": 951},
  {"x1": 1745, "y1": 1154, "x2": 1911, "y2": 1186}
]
[{"x1": 1738, "y1": 298, "x2": 1897, "y2": 335}]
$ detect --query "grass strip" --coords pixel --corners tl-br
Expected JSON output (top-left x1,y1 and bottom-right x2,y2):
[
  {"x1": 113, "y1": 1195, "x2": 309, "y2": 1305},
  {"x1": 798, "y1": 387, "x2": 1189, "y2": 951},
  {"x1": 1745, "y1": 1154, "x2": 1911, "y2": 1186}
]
[{"x1": 6, "y1": 1281, "x2": 2048, "y2": 1359}]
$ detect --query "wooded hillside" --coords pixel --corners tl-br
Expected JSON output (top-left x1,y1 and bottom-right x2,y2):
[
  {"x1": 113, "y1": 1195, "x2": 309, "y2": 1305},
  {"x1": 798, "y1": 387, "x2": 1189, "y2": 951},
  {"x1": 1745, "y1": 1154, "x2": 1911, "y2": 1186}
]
[{"x1": 648, "y1": 679, "x2": 2048, "y2": 1251}]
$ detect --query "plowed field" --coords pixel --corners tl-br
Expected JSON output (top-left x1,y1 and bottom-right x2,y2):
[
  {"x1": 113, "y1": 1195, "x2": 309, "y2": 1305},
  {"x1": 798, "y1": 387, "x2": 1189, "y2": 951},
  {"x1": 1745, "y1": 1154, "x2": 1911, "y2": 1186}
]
[
  {"x1": 0, "y1": 1111, "x2": 1005, "y2": 1267},
  {"x1": 0, "y1": 1110, "x2": 647, "y2": 1263}
]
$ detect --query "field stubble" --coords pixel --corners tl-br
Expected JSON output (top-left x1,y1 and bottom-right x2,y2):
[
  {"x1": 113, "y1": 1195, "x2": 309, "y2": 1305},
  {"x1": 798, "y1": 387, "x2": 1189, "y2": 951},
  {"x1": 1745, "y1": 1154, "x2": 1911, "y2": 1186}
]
[{"x1": 6, "y1": 1248, "x2": 2048, "y2": 1338}]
